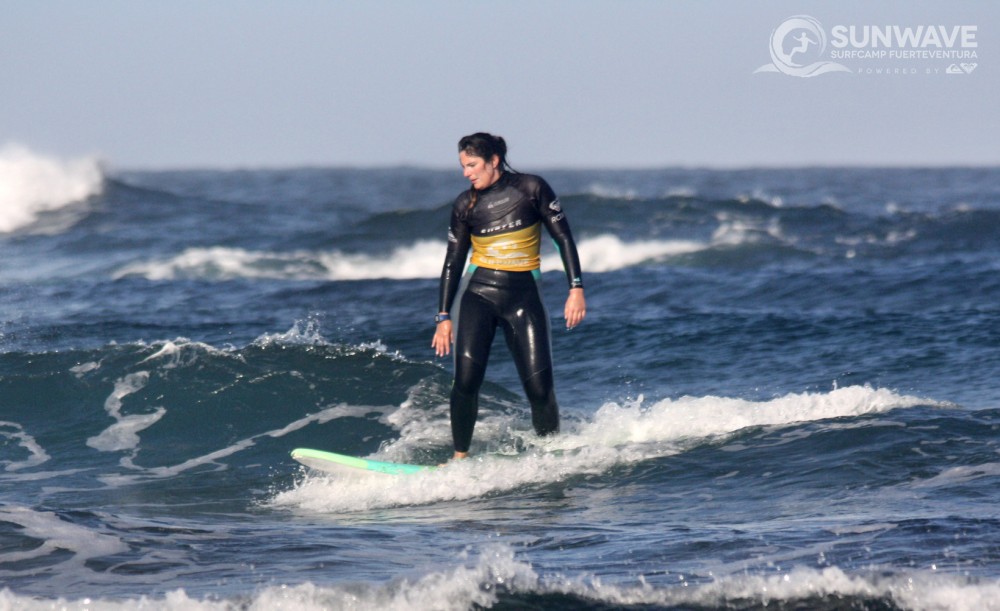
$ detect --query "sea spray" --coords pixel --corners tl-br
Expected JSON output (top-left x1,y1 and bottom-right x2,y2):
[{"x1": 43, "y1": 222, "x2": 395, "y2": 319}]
[{"x1": 0, "y1": 143, "x2": 103, "y2": 233}]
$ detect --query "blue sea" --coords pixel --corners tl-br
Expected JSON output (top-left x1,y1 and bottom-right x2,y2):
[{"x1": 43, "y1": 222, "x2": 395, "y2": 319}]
[{"x1": 1, "y1": 146, "x2": 999, "y2": 610}]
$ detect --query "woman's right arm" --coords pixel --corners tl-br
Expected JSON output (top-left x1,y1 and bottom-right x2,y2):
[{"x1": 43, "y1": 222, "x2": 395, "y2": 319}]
[
  {"x1": 437, "y1": 205, "x2": 471, "y2": 315},
  {"x1": 433, "y1": 203, "x2": 471, "y2": 356}
]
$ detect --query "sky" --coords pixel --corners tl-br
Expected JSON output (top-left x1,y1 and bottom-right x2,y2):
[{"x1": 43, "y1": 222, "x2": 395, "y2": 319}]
[{"x1": 1, "y1": 1, "x2": 997, "y2": 170}]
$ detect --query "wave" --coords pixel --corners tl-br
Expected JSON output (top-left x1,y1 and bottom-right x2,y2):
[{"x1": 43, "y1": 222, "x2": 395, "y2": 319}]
[
  {"x1": 1, "y1": 542, "x2": 996, "y2": 610},
  {"x1": 13, "y1": 166, "x2": 1000, "y2": 283},
  {"x1": 109, "y1": 204, "x2": 1000, "y2": 281},
  {"x1": 0, "y1": 321, "x2": 983, "y2": 611},
  {"x1": 111, "y1": 235, "x2": 714, "y2": 281},
  {"x1": 118, "y1": 203, "x2": 914, "y2": 280},
  {"x1": 0, "y1": 321, "x2": 445, "y2": 484},
  {"x1": 108, "y1": 193, "x2": 1000, "y2": 283},
  {"x1": 0, "y1": 317, "x2": 942, "y2": 503},
  {"x1": 272, "y1": 385, "x2": 937, "y2": 513},
  {"x1": 0, "y1": 422, "x2": 50, "y2": 472},
  {"x1": 112, "y1": 241, "x2": 447, "y2": 281},
  {"x1": 0, "y1": 143, "x2": 104, "y2": 233}
]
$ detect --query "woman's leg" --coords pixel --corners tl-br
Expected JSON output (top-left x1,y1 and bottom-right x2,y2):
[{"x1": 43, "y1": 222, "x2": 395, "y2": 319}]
[
  {"x1": 450, "y1": 290, "x2": 496, "y2": 453},
  {"x1": 500, "y1": 280, "x2": 559, "y2": 437}
]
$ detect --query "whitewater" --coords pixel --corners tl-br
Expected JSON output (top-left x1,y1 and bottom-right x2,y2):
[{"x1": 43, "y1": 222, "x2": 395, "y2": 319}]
[{"x1": 1, "y1": 145, "x2": 998, "y2": 610}]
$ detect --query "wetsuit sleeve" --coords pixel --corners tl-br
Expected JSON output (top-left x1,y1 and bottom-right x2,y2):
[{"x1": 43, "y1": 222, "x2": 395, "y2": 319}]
[
  {"x1": 535, "y1": 178, "x2": 584, "y2": 289},
  {"x1": 438, "y1": 198, "x2": 472, "y2": 313}
]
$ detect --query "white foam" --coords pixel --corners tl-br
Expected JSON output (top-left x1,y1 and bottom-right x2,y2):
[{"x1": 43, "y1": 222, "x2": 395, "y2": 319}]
[
  {"x1": 0, "y1": 546, "x2": 535, "y2": 611},
  {"x1": 70, "y1": 360, "x2": 102, "y2": 377},
  {"x1": 666, "y1": 186, "x2": 697, "y2": 197},
  {"x1": 114, "y1": 233, "x2": 715, "y2": 281},
  {"x1": 571, "y1": 384, "x2": 933, "y2": 449},
  {"x1": 543, "y1": 234, "x2": 706, "y2": 273},
  {"x1": 88, "y1": 409, "x2": 167, "y2": 455},
  {"x1": 86, "y1": 371, "x2": 166, "y2": 453},
  {"x1": 378, "y1": 380, "x2": 456, "y2": 460},
  {"x1": 1, "y1": 544, "x2": 997, "y2": 611},
  {"x1": 140, "y1": 341, "x2": 187, "y2": 366},
  {"x1": 272, "y1": 385, "x2": 937, "y2": 513},
  {"x1": 583, "y1": 182, "x2": 639, "y2": 199},
  {"x1": 0, "y1": 421, "x2": 50, "y2": 471},
  {"x1": 113, "y1": 241, "x2": 446, "y2": 281},
  {"x1": 712, "y1": 213, "x2": 787, "y2": 246},
  {"x1": 98, "y1": 403, "x2": 380, "y2": 487},
  {"x1": 672, "y1": 565, "x2": 1000, "y2": 611},
  {"x1": 740, "y1": 188, "x2": 784, "y2": 208},
  {"x1": 253, "y1": 319, "x2": 331, "y2": 347},
  {"x1": 910, "y1": 462, "x2": 1000, "y2": 490},
  {"x1": 250, "y1": 321, "x2": 404, "y2": 362},
  {"x1": 0, "y1": 143, "x2": 103, "y2": 233},
  {"x1": 138, "y1": 338, "x2": 229, "y2": 369},
  {"x1": 114, "y1": 206, "x2": 818, "y2": 281},
  {"x1": 0, "y1": 504, "x2": 127, "y2": 569}
]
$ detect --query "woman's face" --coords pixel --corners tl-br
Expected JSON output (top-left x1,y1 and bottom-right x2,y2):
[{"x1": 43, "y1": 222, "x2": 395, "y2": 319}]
[{"x1": 460, "y1": 151, "x2": 501, "y2": 190}]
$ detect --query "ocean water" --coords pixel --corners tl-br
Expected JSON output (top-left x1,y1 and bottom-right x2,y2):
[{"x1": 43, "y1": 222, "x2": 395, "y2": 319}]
[{"x1": 1, "y1": 145, "x2": 999, "y2": 610}]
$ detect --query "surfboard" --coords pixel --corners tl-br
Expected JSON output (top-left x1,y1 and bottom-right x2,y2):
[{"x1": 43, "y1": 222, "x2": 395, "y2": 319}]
[{"x1": 290, "y1": 448, "x2": 436, "y2": 476}]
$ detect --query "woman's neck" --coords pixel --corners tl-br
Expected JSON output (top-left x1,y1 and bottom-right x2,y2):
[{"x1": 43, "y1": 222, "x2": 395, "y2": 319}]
[{"x1": 478, "y1": 171, "x2": 504, "y2": 192}]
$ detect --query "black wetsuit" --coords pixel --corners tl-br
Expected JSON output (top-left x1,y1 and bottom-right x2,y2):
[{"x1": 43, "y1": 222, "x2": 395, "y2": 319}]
[{"x1": 438, "y1": 172, "x2": 583, "y2": 453}]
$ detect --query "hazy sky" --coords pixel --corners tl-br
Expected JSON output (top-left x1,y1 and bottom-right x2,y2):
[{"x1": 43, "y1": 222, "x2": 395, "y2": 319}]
[{"x1": 2, "y1": 1, "x2": 996, "y2": 169}]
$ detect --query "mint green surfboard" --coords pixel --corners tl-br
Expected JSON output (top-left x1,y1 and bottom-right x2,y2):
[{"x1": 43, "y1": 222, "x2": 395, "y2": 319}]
[{"x1": 291, "y1": 448, "x2": 436, "y2": 476}]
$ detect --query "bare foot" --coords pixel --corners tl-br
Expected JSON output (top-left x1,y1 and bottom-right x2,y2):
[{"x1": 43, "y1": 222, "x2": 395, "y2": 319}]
[{"x1": 438, "y1": 451, "x2": 469, "y2": 467}]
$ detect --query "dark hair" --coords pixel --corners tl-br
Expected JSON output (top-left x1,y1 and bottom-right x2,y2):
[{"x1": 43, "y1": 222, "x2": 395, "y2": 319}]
[
  {"x1": 458, "y1": 132, "x2": 515, "y2": 209},
  {"x1": 458, "y1": 132, "x2": 513, "y2": 171}
]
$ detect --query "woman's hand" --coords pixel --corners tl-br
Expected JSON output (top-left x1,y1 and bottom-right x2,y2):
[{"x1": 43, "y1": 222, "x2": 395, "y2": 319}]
[
  {"x1": 564, "y1": 288, "x2": 586, "y2": 329},
  {"x1": 432, "y1": 320, "x2": 453, "y2": 357}
]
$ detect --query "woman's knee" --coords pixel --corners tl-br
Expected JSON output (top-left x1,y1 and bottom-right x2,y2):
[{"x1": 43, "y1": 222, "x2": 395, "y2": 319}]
[{"x1": 522, "y1": 368, "x2": 559, "y2": 435}]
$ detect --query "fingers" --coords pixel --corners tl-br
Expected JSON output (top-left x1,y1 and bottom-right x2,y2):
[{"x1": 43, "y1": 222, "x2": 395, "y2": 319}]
[
  {"x1": 432, "y1": 335, "x2": 450, "y2": 357},
  {"x1": 565, "y1": 308, "x2": 586, "y2": 329},
  {"x1": 564, "y1": 304, "x2": 584, "y2": 328},
  {"x1": 431, "y1": 321, "x2": 452, "y2": 357},
  {"x1": 564, "y1": 291, "x2": 587, "y2": 329}
]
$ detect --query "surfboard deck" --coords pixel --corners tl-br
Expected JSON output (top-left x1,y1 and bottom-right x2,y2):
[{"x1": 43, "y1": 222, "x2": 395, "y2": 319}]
[{"x1": 291, "y1": 448, "x2": 436, "y2": 476}]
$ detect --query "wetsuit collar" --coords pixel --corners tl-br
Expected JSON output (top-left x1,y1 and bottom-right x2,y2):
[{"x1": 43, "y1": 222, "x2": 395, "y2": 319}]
[{"x1": 476, "y1": 171, "x2": 508, "y2": 194}]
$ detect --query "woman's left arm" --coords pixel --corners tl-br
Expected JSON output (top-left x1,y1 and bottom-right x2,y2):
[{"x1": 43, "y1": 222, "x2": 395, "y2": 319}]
[{"x1": 535, "y1": 177, "x2": 586, "y2": 328}]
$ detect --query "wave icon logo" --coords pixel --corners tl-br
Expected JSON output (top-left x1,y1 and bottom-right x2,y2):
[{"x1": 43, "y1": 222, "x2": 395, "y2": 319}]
[
  {"x1": 946, "y1": 63, "x2": 977, "y2": 74},
  {"x1": 755, "y1": 15, "x2": 851, "y2": 77}
]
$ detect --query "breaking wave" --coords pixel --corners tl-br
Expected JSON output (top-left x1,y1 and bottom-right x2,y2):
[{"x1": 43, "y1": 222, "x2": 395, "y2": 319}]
[{"x1": 0, "y1": 143, "x2": 104, "y2": 233}]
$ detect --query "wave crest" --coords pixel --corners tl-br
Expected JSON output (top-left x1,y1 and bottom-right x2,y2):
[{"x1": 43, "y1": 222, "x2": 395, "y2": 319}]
[
  {"x1": 113, "y1": 235, "x2": 712, "y2": 281},
  {"x1": 273, "y1": 385, "x2": 939, "y2": 513},
  {"x1": 0, "y1": 143, "x2": 104, "y2": 233}
]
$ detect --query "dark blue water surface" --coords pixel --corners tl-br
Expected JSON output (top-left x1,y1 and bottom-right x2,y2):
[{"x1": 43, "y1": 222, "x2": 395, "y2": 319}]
[{"x1": 1, "y1": 158, "x2": 998, "y2": 610}]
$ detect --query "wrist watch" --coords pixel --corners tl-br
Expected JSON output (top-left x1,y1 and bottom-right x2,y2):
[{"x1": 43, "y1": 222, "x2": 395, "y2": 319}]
[{"x1": 435, "y1": 313, "x2": 450, "y2": 323}]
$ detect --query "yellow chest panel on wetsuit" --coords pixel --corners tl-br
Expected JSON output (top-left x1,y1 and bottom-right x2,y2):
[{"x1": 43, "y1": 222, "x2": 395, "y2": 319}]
[{"x1": 470, "y1": 221, "x2": 542, "y2": 272}]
